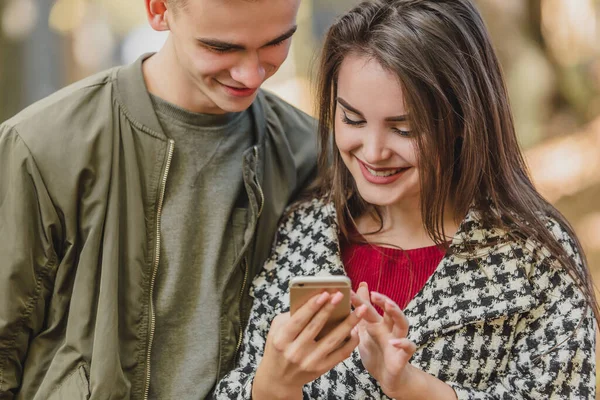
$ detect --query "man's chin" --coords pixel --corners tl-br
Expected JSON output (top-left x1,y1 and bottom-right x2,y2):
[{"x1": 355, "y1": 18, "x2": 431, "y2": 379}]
[{"x1": 215, "y1": 93, "x2": 258, "y2": 114}]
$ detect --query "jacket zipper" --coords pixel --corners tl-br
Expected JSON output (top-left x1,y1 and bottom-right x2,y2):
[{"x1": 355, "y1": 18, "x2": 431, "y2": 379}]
[
  {"x1": 234, "y1": 146, "x2": 264, "y2": 355},
  {"x1": 253, "y1": 146, "x2": 264, "y2": 216},
  {"x1": 143, "y1": 139, "x2": 175, "y2": 400},
  {"x1": 235, "y1": 258, "x2": 250, "y2": 354}
]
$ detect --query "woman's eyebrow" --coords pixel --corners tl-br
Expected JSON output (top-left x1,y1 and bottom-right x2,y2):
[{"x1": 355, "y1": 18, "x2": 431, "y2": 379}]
[
  {"x1": 385, "y1": 115, "x2": 408, "y2": 122},
  {"x1": 337, "y1": 97, "x2": 363, "y2": 116},
  {"x1": 337, "y1": 97, "x2": 408, "y2": 121}
]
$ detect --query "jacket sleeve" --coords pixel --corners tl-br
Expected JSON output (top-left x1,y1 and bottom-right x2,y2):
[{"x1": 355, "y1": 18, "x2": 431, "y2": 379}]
[
  {"x1": 212, "y1": 291, "x2": 277, "y2": 399},
  {"x1": 447, "y1": 226, "x2": 596, "y2": 400},
  {"x1": 0, "y1": 124, "x2": 60, "y2": 397}
]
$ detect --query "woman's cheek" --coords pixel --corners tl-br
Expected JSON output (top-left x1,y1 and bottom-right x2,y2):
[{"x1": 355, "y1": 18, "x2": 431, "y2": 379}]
[{"x1": 335, "y1": 126, "x2": 359, "y2": 154}]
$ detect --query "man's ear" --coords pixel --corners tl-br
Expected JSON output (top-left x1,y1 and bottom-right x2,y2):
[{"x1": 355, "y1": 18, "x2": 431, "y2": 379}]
[{"x1": 145, "y1": 0, "x2": 171, "y2": 31}]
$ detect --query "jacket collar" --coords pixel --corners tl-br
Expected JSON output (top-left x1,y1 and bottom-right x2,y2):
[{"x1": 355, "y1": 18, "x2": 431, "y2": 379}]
[
  {"x1": 115, "y1": 53, "x2": 269, "y2": 147},
  {"x1": 115, "y1": 53, "x2": 166, "y2": 139},
  {"x1": 316, "y1": 200, "x2": 536, "y2": 346}
]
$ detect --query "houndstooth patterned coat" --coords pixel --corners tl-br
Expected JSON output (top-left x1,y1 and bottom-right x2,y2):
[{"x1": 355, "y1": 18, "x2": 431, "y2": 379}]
[{"x1": 214, "y1": 198, "x2": 596, "y2": 399}]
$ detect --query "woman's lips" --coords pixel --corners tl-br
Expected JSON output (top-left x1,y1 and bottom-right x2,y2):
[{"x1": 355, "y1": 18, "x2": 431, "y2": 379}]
[{"x1": 357, "y1": 159, "x2": 409, "y2": 185}]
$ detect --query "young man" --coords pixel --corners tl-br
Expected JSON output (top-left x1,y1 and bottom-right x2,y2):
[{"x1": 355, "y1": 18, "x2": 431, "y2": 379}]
[{"x1": 0, "y1": 0, "x2": 316, "y2": 398}]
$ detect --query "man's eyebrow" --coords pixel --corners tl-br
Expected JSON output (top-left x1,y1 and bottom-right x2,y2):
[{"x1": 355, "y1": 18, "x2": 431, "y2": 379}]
[
  {"x1": 337, "y1": 97, "x2": 408, "y2": 122},
  {"x1": 263, "y1": 26, "x2": 297, "y2": 47},
  {"x1": 197, "y1": 26, "x2": 298, "y2": 50}
]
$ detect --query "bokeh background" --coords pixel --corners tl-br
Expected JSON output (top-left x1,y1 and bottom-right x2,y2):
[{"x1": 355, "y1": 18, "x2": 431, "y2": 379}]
[{"x1": 1, "y1": 0, "x2": 599, "y2": 387}]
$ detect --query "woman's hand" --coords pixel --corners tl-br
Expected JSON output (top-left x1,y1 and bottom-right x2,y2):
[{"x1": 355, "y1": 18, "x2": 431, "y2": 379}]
[
  {"x1": 352, "y1": 283, "x2": 417, "y2": 399},
  {"x1": 252, "y1": 291, "x2": 368, "y2": 400}
]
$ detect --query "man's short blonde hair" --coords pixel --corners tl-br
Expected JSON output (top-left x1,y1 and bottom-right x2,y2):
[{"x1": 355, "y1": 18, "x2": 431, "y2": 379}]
[
  {"x1": 167, "y1": 0, "x2": 258, "y2": 11},
  {"x1": 167, "y1": 0, "x2": 187, "y2": 13}
]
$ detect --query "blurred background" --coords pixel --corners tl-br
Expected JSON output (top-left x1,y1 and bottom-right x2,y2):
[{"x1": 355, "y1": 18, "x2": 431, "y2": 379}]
[{"x1": 1, "y1": 0, "x2": 599, "y2": 384}]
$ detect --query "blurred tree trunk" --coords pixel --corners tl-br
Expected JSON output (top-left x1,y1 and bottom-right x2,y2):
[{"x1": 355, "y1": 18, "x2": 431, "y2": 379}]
[
  {"x1": 0, "y1": 0, "x2": 63, "y2": 123},
  {"x1": 21, "y1": 0, "x2": 64, "y2": 112},
  {"x1": 0, "y1": 29, "x2": 24, "y2": 123}
]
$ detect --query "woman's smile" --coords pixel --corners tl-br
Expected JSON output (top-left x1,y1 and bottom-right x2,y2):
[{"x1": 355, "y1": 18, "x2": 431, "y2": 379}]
[{"x1": 357, "y1": 158, "x2": 411, "y2": 185}]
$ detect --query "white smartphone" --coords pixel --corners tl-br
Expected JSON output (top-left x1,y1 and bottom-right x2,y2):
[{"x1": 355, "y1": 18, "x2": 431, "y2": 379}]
[{"x1": 289, "y1": 276, "x2": 352, "y2": 340}]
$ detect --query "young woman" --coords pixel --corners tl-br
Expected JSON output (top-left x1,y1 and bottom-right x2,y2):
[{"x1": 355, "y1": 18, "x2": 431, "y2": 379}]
[{"x1": 214, "y1": 0, "x2": 598, "y2": 398}]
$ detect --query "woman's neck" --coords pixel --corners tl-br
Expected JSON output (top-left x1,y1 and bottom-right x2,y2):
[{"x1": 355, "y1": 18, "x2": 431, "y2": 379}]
[{"x1": 355, "y1": 199, "x2": 461, "y2": 250}]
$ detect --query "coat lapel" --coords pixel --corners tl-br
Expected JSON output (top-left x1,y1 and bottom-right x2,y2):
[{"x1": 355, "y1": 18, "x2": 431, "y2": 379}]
[{"x1": 403, "y1": 209, "x2": 537, "y2": 346}]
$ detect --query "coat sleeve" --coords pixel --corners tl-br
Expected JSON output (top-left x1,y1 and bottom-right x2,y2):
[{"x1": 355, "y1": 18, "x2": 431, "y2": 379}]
[
  {"x1": 0, "y1": 124, "x2": 60, "y2": 397},
  {"x1": 447, "y1": 225, "x2": 596, "y2": 400}
]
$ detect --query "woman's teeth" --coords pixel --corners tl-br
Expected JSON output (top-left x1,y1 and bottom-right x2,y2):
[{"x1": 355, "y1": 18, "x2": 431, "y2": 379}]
[{"x1": 365, "y1": 166, "x2": 403, "y2": 177}]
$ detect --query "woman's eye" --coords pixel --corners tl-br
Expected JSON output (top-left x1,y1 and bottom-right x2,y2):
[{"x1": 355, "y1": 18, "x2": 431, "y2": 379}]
[
  {"x1": 392, "y1": 127, "x2": 412, "y2": 137},
  {"x1": 341, "y1": 112, "x2": 364, "y2": 126}
]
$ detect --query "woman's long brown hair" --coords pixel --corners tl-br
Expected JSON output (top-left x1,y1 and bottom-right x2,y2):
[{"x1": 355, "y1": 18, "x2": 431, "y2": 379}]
[{"x1": 313, "y1": 0, "x2": 599, "y2": 322}]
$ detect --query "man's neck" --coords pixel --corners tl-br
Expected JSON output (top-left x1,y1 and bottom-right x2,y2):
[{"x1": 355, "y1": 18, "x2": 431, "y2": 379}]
[{"x1": 142, "y1": 38, "x2": 222, "y2": 115}]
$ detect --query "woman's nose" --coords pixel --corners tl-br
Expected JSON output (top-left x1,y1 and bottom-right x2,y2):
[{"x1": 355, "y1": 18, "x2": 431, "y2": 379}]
[{"x1": 361, "y1": 132, "x2": 392, "y2": 164}]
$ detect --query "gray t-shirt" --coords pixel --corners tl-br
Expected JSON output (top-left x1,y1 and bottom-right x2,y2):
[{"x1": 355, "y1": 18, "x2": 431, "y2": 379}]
[{"x1": 149, "y1": 94, "x2": 253, "y2": 399}]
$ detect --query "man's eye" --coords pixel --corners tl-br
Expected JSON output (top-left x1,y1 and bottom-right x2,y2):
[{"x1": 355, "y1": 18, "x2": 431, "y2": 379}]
[
  {"x1": 270, "y1": 39, "x2": 288, "y2": 48},
  {"x1": 207, "y1": 46, "x2": 232, "y2": 53}
]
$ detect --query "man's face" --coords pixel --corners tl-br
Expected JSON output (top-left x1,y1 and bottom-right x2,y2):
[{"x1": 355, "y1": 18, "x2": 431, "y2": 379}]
[{"x1": 165, "y1": 0, "x2": 300, "y2": 114}]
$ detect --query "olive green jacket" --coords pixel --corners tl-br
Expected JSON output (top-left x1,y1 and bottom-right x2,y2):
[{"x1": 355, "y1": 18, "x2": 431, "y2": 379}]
[{"x1": 0, "y1": 55, "x2": 317, "y2": 399}]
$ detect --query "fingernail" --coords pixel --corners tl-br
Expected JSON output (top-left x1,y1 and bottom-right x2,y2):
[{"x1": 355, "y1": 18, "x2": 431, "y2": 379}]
[
  {"x1": 359, "y1": 282, "x2": 367, "y2": 288},
  {"x1": 389, "y1": 338, "x2": 404, "y2": 346},
  {"x1": 356, "y1": 304, "x2": 367, "y2": 317},
  {"x1": 330, "y1": 291, "x2": 344, "y2": 305},
  {"x1": 316, "y1": 292, "x2": 329, "y2": 305}
]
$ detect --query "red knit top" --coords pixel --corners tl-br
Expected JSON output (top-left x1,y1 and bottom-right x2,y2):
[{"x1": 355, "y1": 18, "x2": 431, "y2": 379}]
[{"x1": 342, "y1": 240, "x2": 445, "y2": 312}]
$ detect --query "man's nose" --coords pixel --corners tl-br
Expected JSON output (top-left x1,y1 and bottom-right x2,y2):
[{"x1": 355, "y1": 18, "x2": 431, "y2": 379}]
[{"x1": 230, "y1": 52, "x2": 266, "y2": 89}]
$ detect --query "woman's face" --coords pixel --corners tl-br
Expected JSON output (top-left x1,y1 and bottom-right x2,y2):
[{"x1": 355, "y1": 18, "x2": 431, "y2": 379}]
[{"x1": 335, "y1": 54, "x2": 420, "y2": 208}]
